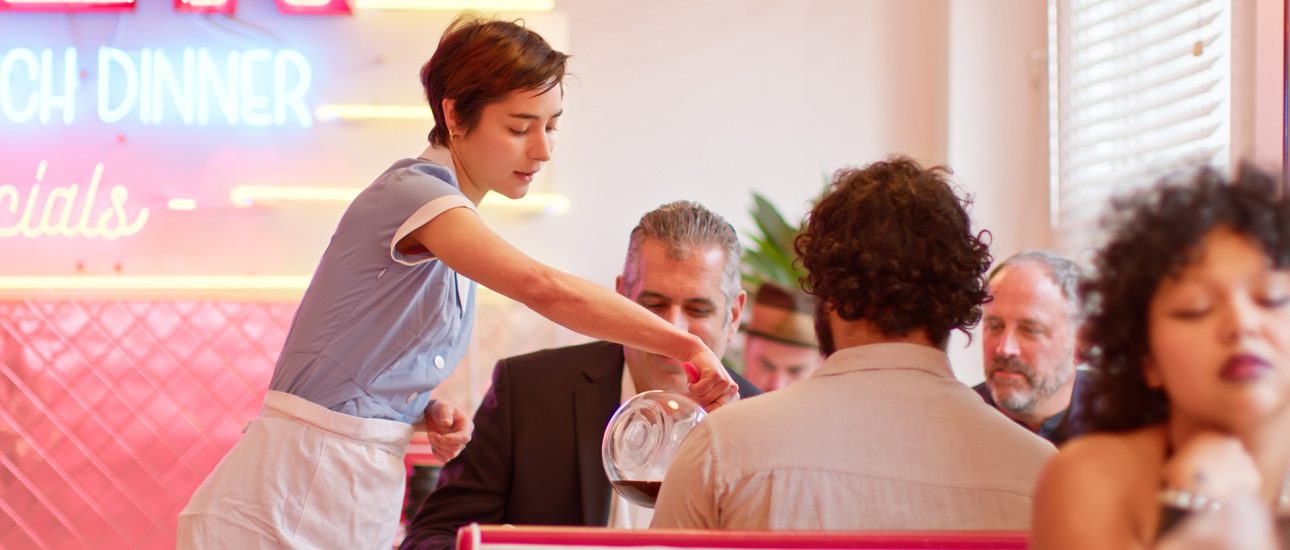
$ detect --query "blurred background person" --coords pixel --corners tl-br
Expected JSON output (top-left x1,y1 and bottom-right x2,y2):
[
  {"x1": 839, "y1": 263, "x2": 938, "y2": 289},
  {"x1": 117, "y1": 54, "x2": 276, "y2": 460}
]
[
  {"x1": 1031, "y1": 165, "x2": 1290, "y2": 549},
  {"x1": 741, "y1": 282, "x2": 822, "y2": 392}
]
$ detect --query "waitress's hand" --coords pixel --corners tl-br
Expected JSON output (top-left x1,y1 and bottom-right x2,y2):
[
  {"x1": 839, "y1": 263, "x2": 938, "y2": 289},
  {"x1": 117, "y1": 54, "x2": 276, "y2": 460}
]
[
  {"x1": 682, "y1": 347, "x2": 738, "y2": 413},
  {"x1": 423, "y1": 399, "x2": 473, "y2": 462}
]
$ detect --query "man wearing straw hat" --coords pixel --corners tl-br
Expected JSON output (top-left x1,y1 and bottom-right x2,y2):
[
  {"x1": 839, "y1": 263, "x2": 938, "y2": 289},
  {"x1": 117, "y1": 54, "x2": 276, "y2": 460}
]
[{"x1": 741, "y1": 282, "x2": 822, "y2": 392}]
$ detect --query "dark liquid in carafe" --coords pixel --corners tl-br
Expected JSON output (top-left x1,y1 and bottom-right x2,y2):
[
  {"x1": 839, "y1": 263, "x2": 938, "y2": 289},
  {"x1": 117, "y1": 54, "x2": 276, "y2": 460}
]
[{"x1": 611, "y1": 480, "x2": 662, "y2": 508}]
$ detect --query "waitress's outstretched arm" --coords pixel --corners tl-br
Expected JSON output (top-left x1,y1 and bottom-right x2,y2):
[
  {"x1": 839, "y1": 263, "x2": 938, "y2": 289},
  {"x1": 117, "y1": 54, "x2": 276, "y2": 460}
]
[{"x1": 410, "y1": 207, "x2": 739, "y2": 410}]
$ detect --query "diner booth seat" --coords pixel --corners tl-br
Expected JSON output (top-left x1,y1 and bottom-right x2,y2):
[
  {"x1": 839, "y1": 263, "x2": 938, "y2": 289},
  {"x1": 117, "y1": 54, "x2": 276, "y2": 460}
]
[{"x1": 455, "y1": 525, "x2": 1028, "y2": 550}]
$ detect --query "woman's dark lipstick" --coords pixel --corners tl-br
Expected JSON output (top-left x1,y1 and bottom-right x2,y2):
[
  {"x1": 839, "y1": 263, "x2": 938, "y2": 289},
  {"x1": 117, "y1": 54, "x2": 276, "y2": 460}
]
[{"x1": 1220, "y1": 353, "x2": 1271, "y2": 381}]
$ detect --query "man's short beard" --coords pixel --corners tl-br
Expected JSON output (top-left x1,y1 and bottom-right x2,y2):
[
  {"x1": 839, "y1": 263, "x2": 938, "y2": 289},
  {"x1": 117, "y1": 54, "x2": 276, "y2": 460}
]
[
  {"x1": 989, "y1": 356, "x2": 1071, "y2": 415},
  {"x1": 995, "y1": 385, "x2": 1040, "y2": 414}
]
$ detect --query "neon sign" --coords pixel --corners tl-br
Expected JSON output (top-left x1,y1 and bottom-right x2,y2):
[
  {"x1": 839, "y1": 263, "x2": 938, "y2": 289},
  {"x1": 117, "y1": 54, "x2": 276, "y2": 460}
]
[
  {"x1": 0, "y1": 47, "x2": 314, "y2": 127},
  {"x1": 173, "y1": 0, "x2": 235, "y2": 15},
  {"x1": 0, "y1": 0, "x2": 553, "y2": 13},
  {"x1": 273, "y1": 0, "x2": 350, "y2": 15},
  {"x1": 0, "y1": 47, "x2": 75, "y2": 124},
  {"x1": 0, "y1": 0, "x2": 135, "y2": 12},
  {"x1": 0, "y1": 0, "x2": 352, "y2": 13},
  {"x1": 0, "y1": 161, "x2": 150, "y2": 239}
]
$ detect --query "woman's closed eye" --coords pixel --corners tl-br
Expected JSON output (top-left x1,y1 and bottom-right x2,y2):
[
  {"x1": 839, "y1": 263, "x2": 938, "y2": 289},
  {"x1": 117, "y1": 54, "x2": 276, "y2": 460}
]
[
  {"x1": 1257, "y1": 294, "x2": 1290, "y2": 308},
  {"x1": 1166, "y1": 298, "x2": 1212, "y2": 320},
  {"x1": 1255, "y1": 272, "x2": 1290, "y2": 308},
  {"x1": 1167, "y1": 302, "x2": 1212, "y2": 319}
]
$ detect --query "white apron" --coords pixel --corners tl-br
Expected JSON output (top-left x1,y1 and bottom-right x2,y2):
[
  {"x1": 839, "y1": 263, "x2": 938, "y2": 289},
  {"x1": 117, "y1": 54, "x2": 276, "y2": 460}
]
[{"x1": 177, "y1": 391, "x2": 414, "y2": 549}]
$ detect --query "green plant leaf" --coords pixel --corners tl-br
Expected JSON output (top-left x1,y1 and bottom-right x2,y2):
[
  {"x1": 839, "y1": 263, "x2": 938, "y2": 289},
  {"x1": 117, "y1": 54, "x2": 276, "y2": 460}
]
[
  {"x1": 742, "y1": 246, "x2": 783, "y2": 283},
  {"x1": 750, "y1": 236, "x2": 796, "y2": 285},
  {"x1": 742, "y1": 191, "x2": 808, "y2": 290},
  {"x1": 750, "y1": 194, "x2": 798, "y2": 256}
]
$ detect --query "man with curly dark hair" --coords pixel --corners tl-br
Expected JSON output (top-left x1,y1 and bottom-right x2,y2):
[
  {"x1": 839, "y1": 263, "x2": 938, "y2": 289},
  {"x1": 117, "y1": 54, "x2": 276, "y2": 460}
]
[{"x1": 652, "y1": 156, "x2": 1055, "y2": 530}]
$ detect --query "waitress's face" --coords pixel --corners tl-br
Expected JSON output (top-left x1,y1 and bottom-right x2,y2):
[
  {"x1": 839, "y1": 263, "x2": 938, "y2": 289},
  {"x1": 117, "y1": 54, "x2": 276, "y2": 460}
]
[
  {"x1": 1145, "y1": 227, "x2": 1290, "y2": 429},
  {"x1": 449, "y1": 85, "x2": 562, "y2": 201}
]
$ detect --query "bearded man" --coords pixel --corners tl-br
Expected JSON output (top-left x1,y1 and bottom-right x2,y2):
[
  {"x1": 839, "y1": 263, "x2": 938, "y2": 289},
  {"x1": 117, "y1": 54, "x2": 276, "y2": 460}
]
[{"x1": 977, "y1": 250, "x2": 1091, "y2": 446}]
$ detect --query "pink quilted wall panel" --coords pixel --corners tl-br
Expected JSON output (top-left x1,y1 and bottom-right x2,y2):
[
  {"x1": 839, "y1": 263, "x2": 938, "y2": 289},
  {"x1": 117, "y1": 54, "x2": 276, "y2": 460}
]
[
  {"x1": 0, "y1": 297, "x2": 587, "y2": 548},
  {"x1": 0, "y1": 300, "x2": 295, "y2": 549}
]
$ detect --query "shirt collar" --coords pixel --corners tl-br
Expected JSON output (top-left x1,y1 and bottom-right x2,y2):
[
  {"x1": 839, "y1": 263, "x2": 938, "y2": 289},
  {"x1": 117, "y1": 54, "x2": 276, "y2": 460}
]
[
  {"x1": 814, "y1": 342, "x2": 955, "y2": 380},
  {"x1": 1037, "y1": 403, "x2": 1070, "y2": 438},
  {"x1": 620, "y1": 359, "x2": 638, "y2": 403},
  {"x1": 1039, "y1": 369, "x2": 1091, "y2": 440}
]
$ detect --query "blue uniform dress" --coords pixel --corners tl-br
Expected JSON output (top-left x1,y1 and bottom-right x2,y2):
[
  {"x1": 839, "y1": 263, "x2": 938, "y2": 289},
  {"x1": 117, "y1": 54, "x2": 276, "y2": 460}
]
[
  {"x1": 178, "y1": 159, "x2": 479, "y2": 549},
  {"x1": 270, "y1": 158, "x2": 478, "y2": 422}
]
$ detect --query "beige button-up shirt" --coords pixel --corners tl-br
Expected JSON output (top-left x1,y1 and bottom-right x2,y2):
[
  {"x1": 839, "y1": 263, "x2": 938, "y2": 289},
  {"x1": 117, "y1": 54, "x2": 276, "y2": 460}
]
[{"x1": 652, "y1": 342, "x2": 1055, "y2": 530}]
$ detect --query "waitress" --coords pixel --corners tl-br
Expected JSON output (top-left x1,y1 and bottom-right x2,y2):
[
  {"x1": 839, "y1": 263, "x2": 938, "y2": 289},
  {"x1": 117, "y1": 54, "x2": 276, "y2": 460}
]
[{"x1": 177, "y1": 14, "x2": 736, "y2": 549}]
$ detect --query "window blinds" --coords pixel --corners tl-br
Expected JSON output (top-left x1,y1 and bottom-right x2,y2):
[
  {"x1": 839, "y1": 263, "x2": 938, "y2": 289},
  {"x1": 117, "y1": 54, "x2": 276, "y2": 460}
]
[{"x1": 1048, "y1": 0, "x2": 1231, "y2": 259}]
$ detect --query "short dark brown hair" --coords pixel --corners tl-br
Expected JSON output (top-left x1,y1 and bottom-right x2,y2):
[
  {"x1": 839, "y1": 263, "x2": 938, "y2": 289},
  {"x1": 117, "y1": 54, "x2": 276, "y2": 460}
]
[
  {"x1": 420, "y1": 13, "x2": 569, "y2": 146},
  {"x1": 795, "y1": 156, "x2": 992, "y2": 350}
]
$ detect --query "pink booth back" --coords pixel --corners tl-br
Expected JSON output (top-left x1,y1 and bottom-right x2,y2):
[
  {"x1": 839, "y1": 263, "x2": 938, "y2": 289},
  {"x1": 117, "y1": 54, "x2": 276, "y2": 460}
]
[
  {"x1": 0, "y1": 299, "x2": 294, "y2": 549},
  {"x1": 456, "y1": 525, "x2": 1029, "y2": 550}
]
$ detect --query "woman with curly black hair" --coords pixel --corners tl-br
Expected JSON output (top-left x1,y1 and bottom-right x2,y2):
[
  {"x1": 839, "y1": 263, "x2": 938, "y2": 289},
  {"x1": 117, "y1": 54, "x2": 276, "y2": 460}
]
[{"x1": 1031, "y1": 164, "x2": 1290, "y2": 548}]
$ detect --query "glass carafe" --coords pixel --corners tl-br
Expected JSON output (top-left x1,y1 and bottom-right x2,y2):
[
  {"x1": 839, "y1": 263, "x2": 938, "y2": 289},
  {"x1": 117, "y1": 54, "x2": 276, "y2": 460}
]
[{"x1": 601, "y1": 390, "x2": 707, "y2": 508}]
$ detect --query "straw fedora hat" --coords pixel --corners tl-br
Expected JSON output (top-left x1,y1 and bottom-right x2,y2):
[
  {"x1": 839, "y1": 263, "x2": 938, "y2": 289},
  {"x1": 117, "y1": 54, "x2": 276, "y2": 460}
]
[{"x1": 742, "y1": 282, "x2": 818, "y2": 348}]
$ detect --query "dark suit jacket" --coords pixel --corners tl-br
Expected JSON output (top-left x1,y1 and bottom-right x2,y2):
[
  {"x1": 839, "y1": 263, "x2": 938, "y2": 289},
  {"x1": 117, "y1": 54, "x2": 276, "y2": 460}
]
[{"x1": 399, "y1": 340, "x2": 760, "y2": 550}]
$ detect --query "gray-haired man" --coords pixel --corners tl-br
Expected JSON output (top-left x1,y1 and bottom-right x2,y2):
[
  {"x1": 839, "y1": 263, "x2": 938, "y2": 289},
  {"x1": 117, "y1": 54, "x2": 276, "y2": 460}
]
[
  {"x1": 399, "y1": 201, "x2": 761, "y2": 550},
  {"x1": 976, "y1": 250, "x2": 1091, "y2": 446}
]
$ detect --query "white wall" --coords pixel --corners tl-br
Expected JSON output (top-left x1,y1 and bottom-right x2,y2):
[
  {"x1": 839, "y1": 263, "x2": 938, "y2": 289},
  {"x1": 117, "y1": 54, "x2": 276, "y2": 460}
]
[
  {"x1": 493, "y1": 0, "x2": 951, "y2": 284},
  {"x1": 946, "y1": 0, "x2": 1052, "y2": 384}
]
